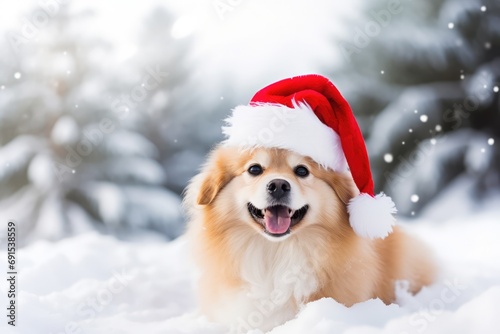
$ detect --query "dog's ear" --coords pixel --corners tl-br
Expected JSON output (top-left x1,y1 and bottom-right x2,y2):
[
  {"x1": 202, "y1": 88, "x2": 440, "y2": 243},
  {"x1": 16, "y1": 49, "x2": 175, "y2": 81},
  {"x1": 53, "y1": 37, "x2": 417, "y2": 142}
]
[
  {"x1": 197, "y1": 171, "x2": 233, "y2": 205},
  {"x1": 196, "y1": 148, "x2": 237, "y2": 205},
  {"x1": 324, "y1": 171, "x2": 359, "y2": 205}
]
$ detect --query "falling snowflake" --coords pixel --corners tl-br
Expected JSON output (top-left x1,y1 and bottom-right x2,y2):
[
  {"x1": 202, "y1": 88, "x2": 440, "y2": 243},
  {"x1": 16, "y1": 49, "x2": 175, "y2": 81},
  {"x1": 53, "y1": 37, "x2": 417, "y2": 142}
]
[
  {"x1": 380, "y1": 70, "x2": 385, "y2": 74},
  {"x1": 14, "y1": 72, "x2": 21, "y2": 79},
  {"x1": 460, "y1": 74, "x2": 465, "y2": 80},
  {"x1": 410, "y1": 194, "x2": 419, "y2": 203},
  {"x1": 485, "y1": 42, "x2": 491, "y2": 49},
  {"x1": 481, "y1": 148, "x2": 486, "y2": 153},
  {"x1": 488, "y1": 138, "x2": 494, "y2": 146},
  {"x1": 435, "y1": 125, "x2": 442, "y2": 132},
  {"x1": 448, "y1": 22, "x2": 454, "y2": 29},
  {"x1": 414, "y1": 109, "x2": 418, "y2": 114},
  {"x1": 481, "y1": 6, "x2": 487, "y2": 12},
  {"x1": 409, "y1": 129, "x2": 413, "y2": 133},
  {"x1": 1, "y1": 85, "x2": 4, "y2": 90},
  {"x1": 384, "y1": 154, "x2": 393, "y2": 163},
  {"x1": 430, "y1": 138, "x2": 437, "y2": 145},
  {"x1": 494, "y1": 86, "x2": 499, "y2": 93},
  {"x1": 420, "y1": 115, "x2": 428, "y2": 123}
]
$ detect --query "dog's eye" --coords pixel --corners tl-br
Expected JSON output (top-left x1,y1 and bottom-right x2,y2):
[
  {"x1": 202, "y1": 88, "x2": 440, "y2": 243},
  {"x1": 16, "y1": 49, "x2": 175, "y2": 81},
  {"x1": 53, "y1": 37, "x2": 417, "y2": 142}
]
[
  {"x1": 294, "y1": 165, "x2": 309, "y2": 177},
  {"x1": 248, "y1": 164, "x2": 263, "y2": 176}
]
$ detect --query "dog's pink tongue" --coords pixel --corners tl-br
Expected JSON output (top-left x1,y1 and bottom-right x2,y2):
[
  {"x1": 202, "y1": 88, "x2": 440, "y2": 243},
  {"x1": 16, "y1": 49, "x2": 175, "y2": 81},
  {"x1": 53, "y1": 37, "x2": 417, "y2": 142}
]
[{"x1": 264, "y1": 206, "x2": 291, "y2": 234}]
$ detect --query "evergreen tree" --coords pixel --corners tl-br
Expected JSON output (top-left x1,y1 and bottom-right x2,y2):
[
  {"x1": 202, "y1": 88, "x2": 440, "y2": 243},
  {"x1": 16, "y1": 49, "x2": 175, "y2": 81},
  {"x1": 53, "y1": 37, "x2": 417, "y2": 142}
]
[
  {"x1": 0, "y1": 4, "x2": 188, "y2": 243},
  {"x1": 137, "y1": 8, "x2": 238, "y2": 194},
  {"x1": 333, "y1": 0, "x2": 500, "y2": 215},
  {"x1": 132, "y1": 7, "x2": 204, "y2": 195}
]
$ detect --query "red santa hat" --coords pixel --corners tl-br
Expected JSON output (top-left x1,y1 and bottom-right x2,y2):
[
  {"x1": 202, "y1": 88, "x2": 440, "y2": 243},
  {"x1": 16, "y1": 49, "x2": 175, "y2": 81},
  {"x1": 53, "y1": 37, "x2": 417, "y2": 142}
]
[{"x1": 222, "y1": 74, "x2": 396, "y2": 239}]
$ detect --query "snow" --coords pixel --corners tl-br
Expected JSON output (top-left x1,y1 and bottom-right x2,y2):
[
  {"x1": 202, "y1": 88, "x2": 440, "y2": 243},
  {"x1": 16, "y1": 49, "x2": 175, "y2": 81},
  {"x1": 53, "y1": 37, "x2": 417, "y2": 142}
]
[
  {"x1": 0, "y1": 136, "x2": 45, "y2": 182},
  {"x1": 27, "y1": 154, "x2": 57, "y2": 190},
  {"x1": 98, "y1": 158, "x2": 166, "y2": 185},
  {"x1": 101, "y1": 131, "x2": 159, "y2": 158},
  {"x1": 82, "y1": 182, "x2": 125, "y2": 227},
  {"x1": 383, "y1": 154, "x2": 393, "y2": 163},
  {"x1": 1, "y1": 191, "x2": 499, "y2": 334},
  {"x1": 51, "y1": 116, "x2": 80, "y2": 146}
]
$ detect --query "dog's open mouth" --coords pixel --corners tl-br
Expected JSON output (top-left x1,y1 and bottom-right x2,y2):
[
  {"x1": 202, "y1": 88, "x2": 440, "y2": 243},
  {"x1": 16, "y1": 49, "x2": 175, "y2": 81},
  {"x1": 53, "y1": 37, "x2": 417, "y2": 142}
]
[{"x1": 247, "y1": 202, "x2": 309, "y2": 237}]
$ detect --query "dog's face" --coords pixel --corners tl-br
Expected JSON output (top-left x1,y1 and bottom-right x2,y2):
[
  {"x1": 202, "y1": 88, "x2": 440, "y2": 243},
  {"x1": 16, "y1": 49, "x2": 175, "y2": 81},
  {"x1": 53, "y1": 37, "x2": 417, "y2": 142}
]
[{"x1": 192, "y1": 146, "x2": 358, "y2": 242}]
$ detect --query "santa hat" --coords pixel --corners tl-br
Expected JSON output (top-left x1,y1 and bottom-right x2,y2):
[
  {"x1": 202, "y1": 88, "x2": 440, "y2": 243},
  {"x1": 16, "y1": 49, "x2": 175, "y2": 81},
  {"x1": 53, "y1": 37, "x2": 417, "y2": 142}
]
[{"x1": 222, "y1": 74, "x2": 396, "y2": 239}]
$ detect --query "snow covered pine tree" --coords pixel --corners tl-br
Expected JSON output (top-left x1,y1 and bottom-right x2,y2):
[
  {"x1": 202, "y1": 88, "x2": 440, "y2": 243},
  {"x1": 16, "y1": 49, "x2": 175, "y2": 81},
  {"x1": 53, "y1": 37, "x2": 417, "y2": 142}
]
[
  {"x1": 334, "y1": 0, "x2": 500, "y2": 215},
  {"x1": 0, "y1": 4, "x2": 188, "y2": 243}
]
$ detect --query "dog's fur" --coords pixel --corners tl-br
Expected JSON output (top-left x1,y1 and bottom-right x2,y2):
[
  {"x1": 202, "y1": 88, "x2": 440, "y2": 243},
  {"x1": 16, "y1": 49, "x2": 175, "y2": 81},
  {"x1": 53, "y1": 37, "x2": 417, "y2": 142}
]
[{"x1": 185, "y1": 146, "x2": 436, "y2": 331}]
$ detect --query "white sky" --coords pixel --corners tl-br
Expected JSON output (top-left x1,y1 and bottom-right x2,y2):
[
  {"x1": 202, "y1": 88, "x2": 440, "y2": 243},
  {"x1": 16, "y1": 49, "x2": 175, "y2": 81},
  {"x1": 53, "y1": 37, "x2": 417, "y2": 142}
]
[
  {"x1": 1, "y1": 0, "x2": 363, "y2": 100},
  {"x1": 167, "y1": 0, "x2": 363, "y2": 98}
]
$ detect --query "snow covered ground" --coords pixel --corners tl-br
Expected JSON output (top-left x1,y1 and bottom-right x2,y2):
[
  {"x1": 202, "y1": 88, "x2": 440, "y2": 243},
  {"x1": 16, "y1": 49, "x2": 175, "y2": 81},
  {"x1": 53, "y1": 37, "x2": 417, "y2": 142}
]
[{"x1": 1, "y1": 186, "x2": 499, "y2": 334}]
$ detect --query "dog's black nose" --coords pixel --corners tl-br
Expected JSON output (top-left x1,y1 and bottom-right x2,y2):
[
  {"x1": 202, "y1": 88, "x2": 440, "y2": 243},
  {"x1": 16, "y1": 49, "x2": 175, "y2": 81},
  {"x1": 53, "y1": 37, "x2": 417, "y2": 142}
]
[{"x1": 267, "y1": 179, "x2": 291, "y2": 200}]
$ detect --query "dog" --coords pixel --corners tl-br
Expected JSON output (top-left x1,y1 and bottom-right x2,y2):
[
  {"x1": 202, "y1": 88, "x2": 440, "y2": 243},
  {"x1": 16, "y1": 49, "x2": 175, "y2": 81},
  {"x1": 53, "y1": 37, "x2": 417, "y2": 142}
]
[{"x1": 185, "y1": 145, "x2": 436, "y2": 332}]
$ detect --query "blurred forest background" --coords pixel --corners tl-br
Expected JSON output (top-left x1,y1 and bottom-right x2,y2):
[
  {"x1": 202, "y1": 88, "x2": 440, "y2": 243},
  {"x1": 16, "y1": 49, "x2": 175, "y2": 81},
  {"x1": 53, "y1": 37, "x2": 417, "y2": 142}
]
[{"x1": 0, "y1": 0, "x2": 498, "y2": 245}]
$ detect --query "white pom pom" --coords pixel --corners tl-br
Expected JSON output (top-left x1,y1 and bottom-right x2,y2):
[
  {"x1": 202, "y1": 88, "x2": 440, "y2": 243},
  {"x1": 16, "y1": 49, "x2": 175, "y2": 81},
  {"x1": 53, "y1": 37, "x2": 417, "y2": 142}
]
[{"x1": 347, "y1": 192, "x2": 397, "y2": 239}]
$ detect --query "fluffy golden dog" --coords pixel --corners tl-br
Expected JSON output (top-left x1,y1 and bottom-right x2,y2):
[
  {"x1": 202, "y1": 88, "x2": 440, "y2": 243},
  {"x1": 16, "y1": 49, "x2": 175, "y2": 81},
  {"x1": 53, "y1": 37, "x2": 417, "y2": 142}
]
[{"x1": 185, "y1": 146, "x2": 436, "y2": 332}]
